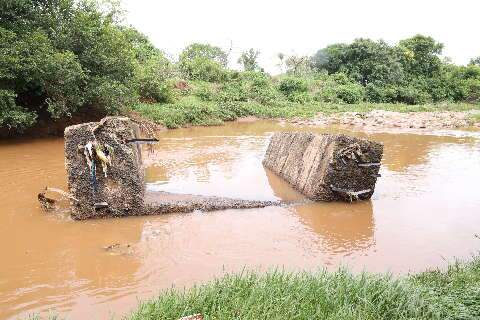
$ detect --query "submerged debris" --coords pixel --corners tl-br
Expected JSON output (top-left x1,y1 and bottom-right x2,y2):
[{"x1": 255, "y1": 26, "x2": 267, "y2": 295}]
[
  {"x1": 38, "y1": 187, "x2": 78, "y2": 211},
  {"x1": 103, "y1": 243, "x2": 134, "y2": 256},
  {"x1": 263, "y1": 132, "x2": 383, "y2": 202}
]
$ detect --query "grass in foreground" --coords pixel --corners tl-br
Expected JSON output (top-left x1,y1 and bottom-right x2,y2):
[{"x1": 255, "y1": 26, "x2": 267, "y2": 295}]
[
  {"x1": 128, "y1": 256, "x2": 480, "y2": 320},
  {"x1": 133, "y1": 97, "x2": 480, "y2": 129}
]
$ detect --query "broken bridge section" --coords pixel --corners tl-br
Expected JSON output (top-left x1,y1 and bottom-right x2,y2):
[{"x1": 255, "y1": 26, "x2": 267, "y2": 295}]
[
  {"x1": 64, "y1": 117, "x2": 275, "y2": 220},
  {"x1": 263, "y1": 132, "x2": 383, "y2": 202},
  {"x1": 64, "y1": 117, "x2": 145, "y2": 219}
]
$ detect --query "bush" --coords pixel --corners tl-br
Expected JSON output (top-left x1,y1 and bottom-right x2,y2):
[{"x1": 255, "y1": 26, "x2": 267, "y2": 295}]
[
  {"x1": 240, "y1": 71, "x2": 279, "y2": 104},
  {"x1": 135, "y1": 54, "x2": 176, "y2": 103},
  {"x1": 464, "y1": 79, "x2": 480, "y2": 103},
  {"x1": 278, "y1": 77, "x2": 308, "y2": 95},
  {"x1": 179, "y1": 43, "x2": 228, "y2": 82},
  {"x1": 278, "y1": 77, "x2": 310, "y2": 102},
  {"x1": 87, "y1": 78, "x2": 139, "y2": 114},
  {"x1": 0, "y1": 0, "x2": 159, "y2": 131},
  {"x1": 180, "y1": 57, "x2": 228, "y2": 82},
  {"x1": 336, "y1": 83, "x2": 365, "y2": 104},
  {"x1": 0, "y1": 89, "x2": 37, "y2": 130},
  {"x1": 395, "y1": 85, "x2": 430, "y2": 104},
  {"x1": 213, "y1": 72, "x2": 280, "y2": 104},
  {"x1": 43, "y1": 51, "x2": 86, "y2": 118},
  {"x1": 288, "y1": 91, "x2": 312, "y2": 103},
  {"x1": 193, "y1": 82, "x2": 216, "y2": 101},
  {"x1": 216, "y1": 81, "x2": 248, "y2": 102},
  {"x1": 314, "y1": 73, "x2": 364, "y2": 104}
]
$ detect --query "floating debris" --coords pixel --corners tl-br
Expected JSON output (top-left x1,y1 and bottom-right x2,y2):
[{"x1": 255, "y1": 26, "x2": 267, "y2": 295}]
[{"x1": 38, "y1": 187, "x2": 78, "y2": 211}]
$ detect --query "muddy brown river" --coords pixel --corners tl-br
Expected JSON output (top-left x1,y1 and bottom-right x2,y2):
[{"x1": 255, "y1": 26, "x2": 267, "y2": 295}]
[{"x1": 1, "y1": 120, "x2": 480, "y2": 319}]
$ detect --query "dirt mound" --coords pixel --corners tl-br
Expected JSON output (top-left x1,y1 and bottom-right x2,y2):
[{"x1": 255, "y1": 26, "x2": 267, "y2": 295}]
[{"x1": 263, "y1": 132, "x2": 383, "y2": 201}]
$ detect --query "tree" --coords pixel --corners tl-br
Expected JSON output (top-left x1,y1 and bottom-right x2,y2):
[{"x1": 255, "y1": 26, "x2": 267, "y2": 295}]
[
  {"x1": 285, "y1": 55, "x2": 312, "y2": 76},
  {"x1": 179, "y1": 43, "x2": 228, "y2": 67},
  {"x1": 0, "y1": 0, "x2": 161, "y2": 130},
  {"x1": 398, "y1": 34, "x2": 443, "y2": 78},
  {"x1": 179, "y1": 43, "x2": 228, "y2": 82},
  {"x1": 470, "y1": 56, "x2": 480, "y2": 66},
  {"x1": 312, "y1": 40, "x2": 404, "y2": 85},
  {"x1": 238, "y1": 48, "x2": 260, "y2": 71}
]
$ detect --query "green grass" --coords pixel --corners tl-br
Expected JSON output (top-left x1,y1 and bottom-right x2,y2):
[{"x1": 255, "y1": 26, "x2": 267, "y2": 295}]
[
  {"x1": 128, "y1": 257, "x2": 480, "y2": 320},
  {"x1": 467, "y1": 113, "x2": 480, "y2": 125},
  {"x1": 132, "y1": 97, "x2": 480, "y2": 129}
]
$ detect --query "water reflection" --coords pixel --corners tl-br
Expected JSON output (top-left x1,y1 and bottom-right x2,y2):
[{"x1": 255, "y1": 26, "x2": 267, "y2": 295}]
[
  {"x1": 293, "y1": 202, "x2": 374, "y2": 254},
  {"x1": 264, "y1": 166, "x2": 375, "y2": 254}
]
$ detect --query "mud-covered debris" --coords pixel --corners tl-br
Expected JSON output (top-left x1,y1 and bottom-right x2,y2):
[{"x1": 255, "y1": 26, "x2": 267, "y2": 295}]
[
  {"x1": 263, "y1": 132, "x2": 383, "y2": 202},
  {"x1": 65, "y1": 117, "x2": 145, "y2": 219},
  {"x1": 38, "y1": 187, "x2": 78, "y2": 210},
  {"x1": 64, "y1": 116, "x2": 276, "y2": 220},
  {"x1": 103, "y1": 243, "x2": 134, "y2": 255}
]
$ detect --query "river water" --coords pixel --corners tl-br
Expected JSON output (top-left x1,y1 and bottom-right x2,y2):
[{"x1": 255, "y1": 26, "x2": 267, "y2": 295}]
[{"x1": 1, "y1": 120, "x2": 480, "y2": 319}]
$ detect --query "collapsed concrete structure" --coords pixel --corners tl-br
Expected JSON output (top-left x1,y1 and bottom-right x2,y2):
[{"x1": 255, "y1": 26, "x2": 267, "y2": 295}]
[
  {"x1": 64, "y1": 117, "x2": 274, "y2": 220},
  {"x1": 64, "y1": 117, "x2": 146, "y2": 219},
  {"x1": 263, "y1": 132, "x2": 383, "y2": 202},
  {"x1": 62, "y1": 117, "x2": 382, "y2": 219}
]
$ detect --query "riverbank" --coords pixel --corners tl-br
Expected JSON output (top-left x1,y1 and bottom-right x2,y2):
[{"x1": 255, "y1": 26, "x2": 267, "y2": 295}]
[
  {"x1": 129, "y1": 256, "x2": 480, "y2": 320},
  {"x1": 3, "y1": 102, "x2": 479, "y2": 139},
  {"x1": 133, "y1": 99, "x2": 480, "y2": 131},
  {"x1": 294, "y1": 109, "x2": 480, "y2": 129}
]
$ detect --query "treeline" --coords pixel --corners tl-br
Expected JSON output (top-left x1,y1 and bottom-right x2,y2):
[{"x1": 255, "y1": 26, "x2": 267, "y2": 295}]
[
  {"x1": 0, "y1": 0, "x2": 175, "y2": 131},
  {"x1": 1, "y1": 0, "x2": 479, "y2": 132}
]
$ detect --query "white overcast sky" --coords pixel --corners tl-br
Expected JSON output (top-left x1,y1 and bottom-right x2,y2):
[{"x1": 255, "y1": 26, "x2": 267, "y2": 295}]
[{"x1": 122, "y1": 0, "x2": 480, "y2": 74}]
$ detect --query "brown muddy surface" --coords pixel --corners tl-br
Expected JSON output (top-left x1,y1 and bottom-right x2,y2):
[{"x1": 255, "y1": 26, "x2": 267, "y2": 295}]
[{"x1": 1, "y1": 121, "x2": 480, "y2": 319}]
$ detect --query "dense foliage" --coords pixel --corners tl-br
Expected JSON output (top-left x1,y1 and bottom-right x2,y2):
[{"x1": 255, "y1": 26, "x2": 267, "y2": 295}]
[
  {"x1": 0, "y1": 0, "x2": 172, "y2": 130},
  {"x1": 1, "y1": 0, "x2": 479, "y2": 133},
  {"x1": 312, "y1": 35, "x2": 480, "y2": 105}
]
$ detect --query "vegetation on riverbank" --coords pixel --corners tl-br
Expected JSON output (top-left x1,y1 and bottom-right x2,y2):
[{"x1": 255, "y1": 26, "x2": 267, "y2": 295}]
[
  {"x1": 129, "y1": 256, "x2": 480, "y2": 320},
  {"x1": 1, "y1": 1, "x2": 480, "y2": 134},
  {"x1": 134, "y1": 96, "x2": 480, "y2": 129}
]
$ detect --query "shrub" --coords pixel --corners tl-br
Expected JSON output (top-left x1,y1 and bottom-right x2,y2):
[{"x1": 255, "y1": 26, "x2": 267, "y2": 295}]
[
  {"x1": 0, "y1": 89, "x2": 37, "y2": 130},
  {"x1": 216, "y1": 81, "x2": 248, "y2": 102},
  {"x1": 179, "y1": 43, "x2": 228, "y2": 82},
  {"x1": 239, "y1": 71, "x2": 279, "y2": 104},
  {"x1": 288, "y1": 91, "x2": 312, "y2": 103},
  {"x1": 314, "y1": 73, "x2": 364, "y2": 104},
  {"x1": 135, "y1": 54, "x2": 176, "y2": 103},
  {"x1": 214, "y1": 72, "x2": 281, "y2": 104},
  {"x1": 193, "y1": 82, "x2": 216, "y2": 101},
  {"x1": 278, "y1": 77, "x2": 308, "y2": 95},
  {"x1": 395, "y1": 85, "x2": 430, "y2": 104},
  {"x1": 87, "y1": 77, "x2": 139, "y2": 114},
  {"x1": 278, "y1": 77, "x2": 309, "y2": 102},
  {"x1": 464, "y1": 79, "x2": 480, "y2": 103},
  {"x1": 180, "y1": 57, "x2": 228, "y2": 82},
  {"x1": 336, "y1": 83, "x2": 365, "y2": 103},
  {"x1": 42, "y1": 51, "x2": 86, "y2": 118}
]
